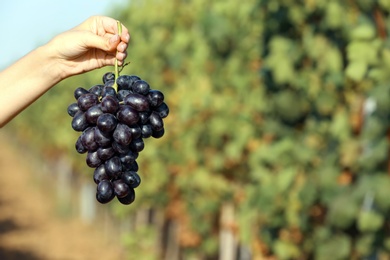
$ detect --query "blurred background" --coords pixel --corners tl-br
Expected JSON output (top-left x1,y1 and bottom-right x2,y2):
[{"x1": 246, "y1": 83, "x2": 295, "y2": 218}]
[{"x1": 1, "y1": 0, "x2": 390, "y2": 259}]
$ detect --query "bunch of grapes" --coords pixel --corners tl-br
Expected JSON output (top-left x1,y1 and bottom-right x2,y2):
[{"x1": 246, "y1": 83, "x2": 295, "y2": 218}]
[{"x1": 67, "y1": 72, "x2": 169, "y2": 205}]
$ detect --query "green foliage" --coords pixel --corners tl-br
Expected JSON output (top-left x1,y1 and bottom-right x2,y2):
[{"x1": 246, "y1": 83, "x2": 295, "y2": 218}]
[{"x1": 6, "y1": 0, "x2": 390, "y2": 258}]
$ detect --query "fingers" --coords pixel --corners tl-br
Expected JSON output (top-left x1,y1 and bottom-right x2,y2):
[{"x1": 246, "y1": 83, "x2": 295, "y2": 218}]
[{"x1": 120, "y1": 25, "x2": 130, "y2": 43}]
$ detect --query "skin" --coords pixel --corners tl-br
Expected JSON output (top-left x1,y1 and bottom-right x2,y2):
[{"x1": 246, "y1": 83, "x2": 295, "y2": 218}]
[{"x1": 0, "y1": 16, "x2": 130, "y2": 128}]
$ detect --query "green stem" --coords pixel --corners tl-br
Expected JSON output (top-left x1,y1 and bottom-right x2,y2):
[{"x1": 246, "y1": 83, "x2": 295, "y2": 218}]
[{"x1": 113, "y1": 20, "x2": 122, "y2": 91}]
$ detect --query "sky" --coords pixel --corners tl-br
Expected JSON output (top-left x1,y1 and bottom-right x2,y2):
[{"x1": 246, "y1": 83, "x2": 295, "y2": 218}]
[{"x1": 0, "y1": 0, "x2": 127, "y2": 69}]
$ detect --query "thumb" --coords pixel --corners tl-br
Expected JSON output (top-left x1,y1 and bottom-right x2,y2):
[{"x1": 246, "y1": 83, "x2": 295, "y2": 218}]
[{"x1": 82, "y1": 33, "x2": 120, "y2": 52}]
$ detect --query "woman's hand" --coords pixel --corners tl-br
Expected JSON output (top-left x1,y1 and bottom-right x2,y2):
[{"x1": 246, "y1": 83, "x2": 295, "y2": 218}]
[
  {"x1": 48, "y1": 16, "x2": 130, "y2": 79},
  {"x1": 0, "y1": 16, "x2": 130, "y2": 127}
]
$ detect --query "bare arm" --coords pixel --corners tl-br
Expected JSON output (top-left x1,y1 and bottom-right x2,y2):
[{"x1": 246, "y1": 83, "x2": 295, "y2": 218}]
[{"x1": 0, "y1": 16, "x2": 130, "y2": 128}]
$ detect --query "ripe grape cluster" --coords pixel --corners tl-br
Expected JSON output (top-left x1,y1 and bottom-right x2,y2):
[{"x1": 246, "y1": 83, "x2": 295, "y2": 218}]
[{"x1": 67, "y1": 72, "x2": 169, "y2": 205}]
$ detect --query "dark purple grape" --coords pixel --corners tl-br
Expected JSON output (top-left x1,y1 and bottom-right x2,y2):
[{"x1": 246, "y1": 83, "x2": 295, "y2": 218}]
[
  {"x1": 80, "y1": 127, "x2": 98, "y2": 151},
  {"x1": 123, "y1": 160, "x2": 139, "y2": 172},
  {"x1": 119, "y1": 150, "x2": 138, "y2": 165},
  {"x1": 152, "y1": 128, "x2": 165, "y2": 139},
  {"x1": 85, "y1": 105, "x2": 103, "y2": 124},
  {"x1": 139, "y1": 111, "x2": 151, "y2": 124},
  {"x1": 149, "y1": 111, "x2": 164, "y2": 131},
  {"x1": 97, "y1": 146, "x2": 115, "y2": 161},
  {"x1": 124, "y1": 93, "x2": 150, "y2": 112},
  {"x1": 113, "y1": 123, "x2": 133, "y2": 146},
  {"x1": 130, "y1": 138, "x2": 144, "y2": 153},
  {"x1": 117, "y1": 75, "x2": 141, "y2": 91},
  {"x1": 141, "y1": 124, "x2": 153, "y2": 138},
  {"x1": 72, "y1": 111, "x2": 89, "y2": 132},
  {"x1": 132, "y1": 80, "x2": 150, "y2": 95},
  {"x1": 147, "y1": 90, "x2": 164, "y2": 107},
  {"x1": 104, "y1": 80, "x2": 115, "y2": 88},
  {"x1": 96, "y1": 180, "x2": 115, "y2": 204},
  {"x1": 112, "y1": 141, "x2": 131, "y2": 155},
  {"x1": 94, "y1": 127, "x2": 112, "y2": 147},
  {"x1": 122, "y1": 171, "x2": 141, "y2": 188},
  {"x1": 75, "y1": 136, "x2": 87, "y2": 154},
  {"x1": 86, "y1": 151, "x2": 102, "y2": 168},
  {"x1": 105, "y1": 156, "x2": 122, "y2": 179},
  {"x1": 101, "y1": 95, "x2": 119, "y2": 114},
  {"x1": 117, "y1": 90, "x2": 131, "y2": 102},
  {"x1": 102, "y1": 72, "x2": 115, "y2": 84},
  {"x1": 89, "y1": 84, "x2": 104, "y2": 96},
  {"x1": 113, "y1": 179, "x2": 130, "y2": 198},
  {"x1": 67, "y1": 102, "x2": 80, "y2": 117},
  {"x1": 93, "y1": 164, "x2": 109, "y2": 184},
  {"x1": 117, "y1": 105, "x2": 140, "y2": 126},
  {"x1": 74, "y1": 87, "x2": 89, "y2": 100},
  {"x1": 97, "y1": 113, "x2": 118, "y2": 133},
  {"x1": 117, "y1": 188, "x2": 135, "y2": 205},
  {"x1": 101, "y1": 86, "x2": 117, "y2": 98},
  {"x1": 154, "y1": 102, "x2": 169, "y2": 118},
  {"x1": 78, "y1": 93, "x2": 99, "y2": 111},
  {"x1": 128, "y1": 125, "x2": 142, "y2": 139}
]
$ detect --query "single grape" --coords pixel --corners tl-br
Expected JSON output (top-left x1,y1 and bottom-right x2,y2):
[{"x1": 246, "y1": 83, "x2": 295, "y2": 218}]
[
  {"x1": 89, "y1": 84, "x2": 104, "y2": 96},
  {"x1": 72, "y1": 111, "x2": 89, "y2": 132},
  {"x1": 101, "y1": 86, "x2": 117, "y2": 98},
  {"x1": 102, "y1": 72, "x2": 115, "y2": 83},
  {"x1": 113, "y1": 179, "x2": 130, "y2": 198},
  {"x1": 78, "y1": 93, "x2": 99, "y2": 111},
  {"x1": 112, "y1": 141, "x2": 131, "y2": 155},
  {"x1": 93, "y1": 164, "x2": 109, "y2": 184},
  {"x1": 128, "y1": 124, "x2": 142, "y2": 139},
  {"x1": 141, "y1": 124, "x2": 153, "y2": 138},
  {"x1": 138, "y1": 111, "x2": 151, "y2": 124},
  {"x1": 97, "y1": 146, "x2": 115, "y2": 161},
  {"x1": 132, "y1": 80, "x2": 150, "y2": 95},
  {"x1": 117, "y1": 90, "x2": 131, "y2": 102},
  {"x1": 113, "y1": 123, "x2": 133, "y2": 146},
  {"x1": 94, "y1": 127, "x2": 112, "y2": 147},
  {"x1": 101, "y1": 95, "x2": 119, "y2": 114},
  {"x1": 86, "y1": 151, "x2": 102, "y2": 168},
  {"x1": 104, "y1": 80, "x2": 115, "y2": 88},
  {"x1": 117, "y1": 75, "x2": 140, "y2": 91},
  {"x1": 129, "y1": 138, "x2": 145, "y2": 153},
  {"x1": 96, "y1": 180, "x2": 115, "y2": 204},
  {"x1": 124, "y1": 93, "x2": 150, "y2": 112},
  {"x1": 148, "y1": 111, "x2": 164, "y2": 131},
  {"x1": 152, "y1": 128, "x2": 165, "y2": 139},
  {"x1": 105, "y1": 156, "x2": 122, "y2": 179},
  {"x1": 67, "y1": 102, "x2": 80, "y2": 117},
  {"x1": 147, "y1": 90, "x2": 164, "y2": 107},
  {"x1": 85, "y1": 105, "x2": 104, "y2": 125},
  {"x1": 80, "y1": 127, "x2": 98, "y2": 152},
  {"x1": 97, "y1": 113, "x2": 118, "y2": 133},
  {"x1": 154, "y1": 102, "x2": 169, "y2": 118},
  {"x1": 74, "y1": 87, "x2": 89, "y2": 100},
  {"x1": 128, "y1": 161, "x2": 139, "y2": 172},
  {"x1": 75, "y1": 136, "x2": 87, "y2": 154},
  {"x1": 117, "y1": 105, "x2": 140, "y2": 126},
  {"x1": 117, "y1": 188, "x2": 135, "y2": 205},
  {"x1": 121, "y1": 171, "x2": 141, "y2": 188},
  {"x1": 119, "y1": 150, "x2": 138, "y2": 165}
]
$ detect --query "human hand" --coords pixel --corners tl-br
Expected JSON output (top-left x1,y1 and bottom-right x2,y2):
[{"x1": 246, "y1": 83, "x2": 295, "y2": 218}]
[{"x1": 47, "y1": 16, "x2": 130, "y2": 79}]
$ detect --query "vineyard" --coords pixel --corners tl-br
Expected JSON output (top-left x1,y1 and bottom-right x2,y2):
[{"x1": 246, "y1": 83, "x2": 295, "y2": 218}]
[{"x1": 3, "y1": 0, "x2": 390, "y2": 259}]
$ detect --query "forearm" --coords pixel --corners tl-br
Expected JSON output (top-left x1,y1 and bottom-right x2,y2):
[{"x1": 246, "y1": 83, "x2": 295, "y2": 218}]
[{"x1": 0, "y1": 44, "x2": 63, "y2": 128}]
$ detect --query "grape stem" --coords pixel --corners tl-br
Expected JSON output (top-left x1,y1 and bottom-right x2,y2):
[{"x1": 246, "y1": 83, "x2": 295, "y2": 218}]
[{"x1": 113, "y1": 20, "x2": 122, "y2": 91}]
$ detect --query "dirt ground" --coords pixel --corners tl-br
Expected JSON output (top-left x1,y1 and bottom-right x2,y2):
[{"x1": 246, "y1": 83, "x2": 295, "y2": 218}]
[{"x1": 0, "y1": 131, "x2": 126, "y2": 260}]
